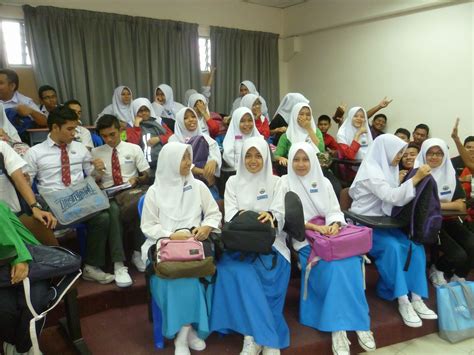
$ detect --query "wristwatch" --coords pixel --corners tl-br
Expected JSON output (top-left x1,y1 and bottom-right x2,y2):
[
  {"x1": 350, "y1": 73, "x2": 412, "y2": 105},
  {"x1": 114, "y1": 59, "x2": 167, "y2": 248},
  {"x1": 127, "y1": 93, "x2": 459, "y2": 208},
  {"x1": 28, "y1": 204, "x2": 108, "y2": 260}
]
[{"x1": 30, "y1": 202, "x2": 44, "y2": 210}]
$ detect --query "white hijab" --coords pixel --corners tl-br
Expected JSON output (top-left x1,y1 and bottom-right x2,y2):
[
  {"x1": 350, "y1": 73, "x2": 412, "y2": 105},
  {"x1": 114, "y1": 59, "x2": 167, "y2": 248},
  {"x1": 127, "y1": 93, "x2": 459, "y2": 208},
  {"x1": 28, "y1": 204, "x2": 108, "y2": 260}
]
[
  {"x1": 235, "y1": 137, "x2": 278, "y2": 211},
  {"x1": 350, "y1": 134, "x2": 408, "y2": 215},
  {"x1": 273, "y1": 93, "x2": 309, "y2": 123},
  {"x1": 240, "y1": 93, "x2": 268, "y2": 123},
  {"x1": 231, "y1": 80, "x2": 259, "y2": 114},
  {"x1": 152, "y1": 142, "x2": 201, "y2": 228},
  {"x1": 188, "y1": 93, "x2": 211, "y2": 135},
  {"x1": 0, "y1": 103, "x2": 21, "y2": 142},
  {"x1": 184, "y1": 89, "x2": 198, "y2": 106},
  {"x1": 172, "y1": 107, "x2": 202, "y2": 143},
  {"x1": 223, "y1": 107, "x2": 262, "y2": 169},
  {"x1": 153, "y1": 84, "x2": 185, "y2": 119},
  {"x1": 286, "y1": 102, "x2": 318, "y2": 149},
  {"x1": 111, "y1": 86, "x2": 134, "y2": 126},
  {"x1": 287, "y1": 142, "x2": 343, "y2": 223},
  {"x1": 415, "y1": 138, "x2": 457, "y2": 202},
  {"x1": 336, "y1": 106, "x2": 373, "y2": 159},
  {"x1": 131, "y1": 98, "x2": 161, "y2": 125}
]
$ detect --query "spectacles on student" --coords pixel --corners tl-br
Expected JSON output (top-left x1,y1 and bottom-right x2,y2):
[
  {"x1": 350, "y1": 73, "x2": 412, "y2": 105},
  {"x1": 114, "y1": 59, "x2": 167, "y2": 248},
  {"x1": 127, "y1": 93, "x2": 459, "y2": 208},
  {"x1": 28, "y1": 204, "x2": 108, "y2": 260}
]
[{"x1": 426, "y1": 152, "x2": 444, "y2": 158}]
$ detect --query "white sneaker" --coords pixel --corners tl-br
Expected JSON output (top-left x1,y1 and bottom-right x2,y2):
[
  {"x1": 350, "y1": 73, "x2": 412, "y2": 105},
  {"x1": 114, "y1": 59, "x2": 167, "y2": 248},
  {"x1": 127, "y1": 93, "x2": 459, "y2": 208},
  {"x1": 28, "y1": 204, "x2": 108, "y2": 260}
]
[
  {"x1": 82, "y1": 265, "x2": 115, "y2": 284},
  {"x1": 240, "y1": 336, "x2": 262, "y2": 355},
  {"x1": 174, "y1": 326, "x2": 191, "y2": 355},
  {"x1": 398, "y1": 302, "x2": 422, "y2": 327},
  {"x1": 429, "y1": 264, "x2": 447, "y2": 287},
  {"x1": 187, "y1": 327, "x2": 206, "y2": 351},
  {"x1": 332, "y1": 331, "x2": 350, "y2": 355},
  {"x1": 114, "y1": 266, "x2": 133, "y2": 288},
  {"x1": 262, "y1": 347, "x2": 280, "y2": 355},
  {"x1": 132, "y1": 251, "x2": 146, "y2": 272},
  {"x1": 411, "y1": 300, "x2": 438, "y2": 320},
  {"x1": 356, "y1": 330, "x2": 376, "y2": 352},
  {"x1": 3, "y1": 342, "x2": 15, "y2": 355},
  {"x1": 450, "y1": 274, "x2": 466, "y2": 283}
]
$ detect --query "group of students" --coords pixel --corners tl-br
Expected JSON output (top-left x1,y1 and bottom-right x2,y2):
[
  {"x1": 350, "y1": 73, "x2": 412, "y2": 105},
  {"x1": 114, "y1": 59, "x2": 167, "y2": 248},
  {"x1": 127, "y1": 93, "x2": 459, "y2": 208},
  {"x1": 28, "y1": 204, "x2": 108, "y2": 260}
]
[{"x1": 1, "y1": 66, "x2": 473, "y2": 355}]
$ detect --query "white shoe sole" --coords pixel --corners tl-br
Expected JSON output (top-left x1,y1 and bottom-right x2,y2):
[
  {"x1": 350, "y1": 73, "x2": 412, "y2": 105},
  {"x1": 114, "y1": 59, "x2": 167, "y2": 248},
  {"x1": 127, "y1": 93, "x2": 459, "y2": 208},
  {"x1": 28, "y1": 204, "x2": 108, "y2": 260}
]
[
  {"x1": 116, "y1": 280, "x2": 133, "y2": 288},
  {"x1": 357, "y1": 337, "x2": 376, "y2": 352},
  {"x1": 189, "y1": 341, "x2": 206, "y2": 351},
  {"x1": 82, "y1": 275, "x2": 115, "y2": 284},
  {"x1": 415, "y1": 312, "x2": 438, "y2": 320}
]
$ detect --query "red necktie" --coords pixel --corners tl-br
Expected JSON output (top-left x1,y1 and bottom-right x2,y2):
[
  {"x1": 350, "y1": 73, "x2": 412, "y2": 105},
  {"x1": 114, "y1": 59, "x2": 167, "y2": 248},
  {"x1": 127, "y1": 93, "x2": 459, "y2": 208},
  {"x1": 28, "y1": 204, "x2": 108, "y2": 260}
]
[
  {"x1": 112, "y1": 148, "x2": 123, "y2": 186},
  {"x1": 59, "y1": 144, "x2": 71, "y2": 186}
]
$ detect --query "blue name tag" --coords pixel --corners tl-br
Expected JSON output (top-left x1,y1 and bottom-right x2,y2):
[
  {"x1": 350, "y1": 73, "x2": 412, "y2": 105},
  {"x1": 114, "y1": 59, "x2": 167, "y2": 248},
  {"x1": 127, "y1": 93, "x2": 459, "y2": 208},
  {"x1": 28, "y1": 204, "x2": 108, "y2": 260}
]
[
  {"x1": 257, "y1": 194, "x2": 268, "y2": 200},
  {"x1": 183, "y1": 185, "x2": 192, "y2": 192},
  {"x1": 440, "y1": 190, "x2": 451, "y2": 196},
  {"x1": 309, "y1": 188, "x2": 318, "y2": 193},
  {"x1": 124, "y1": 160, "x2": 134, "y2": 164}
]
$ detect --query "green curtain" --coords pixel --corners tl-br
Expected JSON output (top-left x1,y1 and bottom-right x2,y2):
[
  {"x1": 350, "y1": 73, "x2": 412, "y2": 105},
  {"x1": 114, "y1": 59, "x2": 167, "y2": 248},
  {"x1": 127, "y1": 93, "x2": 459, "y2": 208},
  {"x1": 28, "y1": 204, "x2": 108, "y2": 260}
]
[
  {"x1": 210, "y1": 26, "x2": 279, "y2": 115},
  {"x1": 23, "y1": 6, "x2": 201, "y2": 124}
]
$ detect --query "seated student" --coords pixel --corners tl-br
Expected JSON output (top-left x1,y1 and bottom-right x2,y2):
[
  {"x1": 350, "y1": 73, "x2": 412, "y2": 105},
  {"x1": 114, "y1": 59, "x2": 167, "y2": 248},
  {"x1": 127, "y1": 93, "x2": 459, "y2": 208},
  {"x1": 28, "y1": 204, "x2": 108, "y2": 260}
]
[
  {"x1": 38, "y1": 85, "x2": 58, "y2": 117},
  {"x1": 349, "y1": 134, "x2": 437, "y2": 328},
  {"x1": 412, "y1": 123, "x2": 429, "y2": 146},
  {"x1": 92, "y1": 115, "x2": 151, "y2": 273},
  {"x1": 98, "y1": 86, "x2": 134, "y2": 127},
  {"x1": 152, "y1": 84, "x2": 185, "y2": 128},
  {"x1": 336, "y1": 106, "x2": 372, "y2": 161},
  {"x1": 413, "y1": 139, "x2": 474, "y2": 286},
  {"x1": 128, "y1": 98, "x2": 172, "y2": 174},
  {"x1": 64, "y1": 99, "x2": 94, "y2": 150},
  {"x1": 271, "y1": 142, "x2": 375, "y2": 355},
  {"x1": 0, "y1": 69, "x2": 47, "y2": 140},
  {"x1": 370, "y1": 113, "x2": 387, "y2": 139},
  {"x1": 394, "y1": 128, "x2": 410, "y2": 143},
  {"x1": 0, "y1": 103, "x2": 21, "y2": 143},
  {"x1": 184, "y1": 67, "x2": 215, "y2": 104},
  {"x1": 211, "y1": 137, "x2": 290, "y2": 355},
  {"x1": 451, "y1": 136, "x2": 474, "y2": 177},
  {"x1": 169, "y1": 107, "x2": 221, "y2": 192},
  {"x1": 240, "y1": 94, "x2": 270, "y2": 140},
  {"x1": 317, "y1": 114, "x2": 339, "y2": 156},
  {"x1": 140, "y1": 142, "x2": 221, "y2": 355},
  {"x1": 188, "y1": 93, "x2": 220, "y2": 138},
  {"x1": 0, "y1": 202, "x2": 55, "y2": 355},
  {"x1": 270, "y1": 93, "x2": 309, "y2": 145},
  {"x1": 230, "y1": 80, "x2": 260, "y2": 115},
  {"x1": 0, "y1": 140, "x2": 57, "y2": 246},
  {"x1": 452, "y1": 119, "x2": 474, "y2": 172},
  {"x1": 399, "y1": 142, "x2": 420, "y2": 181},
  {"x1": 23, "y1": 106, "x2": 131, "y2": 287}
]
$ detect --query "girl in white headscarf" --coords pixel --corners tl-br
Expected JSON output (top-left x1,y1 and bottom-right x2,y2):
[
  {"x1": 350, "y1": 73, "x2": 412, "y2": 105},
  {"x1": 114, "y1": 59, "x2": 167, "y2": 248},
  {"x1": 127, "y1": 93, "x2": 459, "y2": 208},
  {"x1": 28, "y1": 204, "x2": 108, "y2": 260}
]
[
  {"x1": 152, "y1": 84, "x2": 185, "y2": 122},
  {"x1": 188, "y1": 93, "x2": 220, "y2": 138},
  {"x1": 414, "y1": 138, "x2": 474, "y2": 286},
  {"x1": 336, "y1": 107, "x2": 372, "y2": 160},
  {"x1": 98, "y1": 86, "x2": 134, "y2": 126},
  {"x1": 0, "y1": 103, "x2": 21, "y2": 143},
  {"x1": 222, "y1": 107, "x2": 262, "y2": 172},
  {"x1": 169, "y1": 107, "x2": 222, "y2": 192},
  {"x1": 140, "y1": 142, "x2": 221, "y2": 355},
  {"x1": 210, "y1": 137, "x2": 290, "y2": 355},
  {"x1": 230, "y1": 80, "x2": 260, "y2": 115},
  {"x1": 240, "y1": 94, "x2": 270, "y2": 140},
  {"x1": 349, "y1": 134, "x2": 437, "y2": 329},
  {"x1": 270, "y1": 93, "x2": 309, "y2": 145},
  {"x1": 271, "y1": 142, "x2": 375, "y2": 354}
]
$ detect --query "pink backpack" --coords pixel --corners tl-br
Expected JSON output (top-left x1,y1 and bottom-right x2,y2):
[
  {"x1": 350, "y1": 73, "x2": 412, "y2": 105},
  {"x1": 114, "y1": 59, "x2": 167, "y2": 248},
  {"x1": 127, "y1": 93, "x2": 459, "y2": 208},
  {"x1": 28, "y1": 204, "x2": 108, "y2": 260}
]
[
  {"x1": 303, "y1": 216, "x2": 373, "y2": 299},
  {"x1": 158, "y1": 238, "x2": 205, "y2": 262}
]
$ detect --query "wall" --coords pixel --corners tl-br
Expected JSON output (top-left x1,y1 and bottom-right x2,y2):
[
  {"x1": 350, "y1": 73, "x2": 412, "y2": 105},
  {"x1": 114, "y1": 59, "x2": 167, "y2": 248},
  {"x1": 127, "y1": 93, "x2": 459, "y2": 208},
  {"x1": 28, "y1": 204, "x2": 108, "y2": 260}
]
[{"x1": 283, "y1": 2, "x2": 473, "y2": 153}]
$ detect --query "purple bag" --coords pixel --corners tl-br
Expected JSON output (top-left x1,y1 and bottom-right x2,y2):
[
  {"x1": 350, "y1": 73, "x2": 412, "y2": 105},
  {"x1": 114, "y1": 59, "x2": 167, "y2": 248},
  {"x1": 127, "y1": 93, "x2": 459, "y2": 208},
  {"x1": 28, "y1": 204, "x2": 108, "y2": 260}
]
[{"x1": 303, "y1": 216, "x2": 373, "y2": 299}]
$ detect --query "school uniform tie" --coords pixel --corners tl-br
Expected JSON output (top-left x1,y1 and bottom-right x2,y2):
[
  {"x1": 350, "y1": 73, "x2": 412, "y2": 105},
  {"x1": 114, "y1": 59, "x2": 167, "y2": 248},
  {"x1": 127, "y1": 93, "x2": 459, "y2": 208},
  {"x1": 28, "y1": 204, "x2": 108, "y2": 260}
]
[
  {"x1": 59, "y1": 144, "x2": 71, "y2": 186},
  {"x1": 112, "y1": 148, "x2": 123, "y2": 186}
]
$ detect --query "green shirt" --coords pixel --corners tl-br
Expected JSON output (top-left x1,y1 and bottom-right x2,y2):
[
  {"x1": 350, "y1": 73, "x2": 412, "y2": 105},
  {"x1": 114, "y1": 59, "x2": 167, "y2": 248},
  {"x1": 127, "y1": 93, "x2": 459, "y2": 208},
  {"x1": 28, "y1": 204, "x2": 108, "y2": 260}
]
[{"x1": 274, "y1": 129, "x2": 325, "y2": 158}]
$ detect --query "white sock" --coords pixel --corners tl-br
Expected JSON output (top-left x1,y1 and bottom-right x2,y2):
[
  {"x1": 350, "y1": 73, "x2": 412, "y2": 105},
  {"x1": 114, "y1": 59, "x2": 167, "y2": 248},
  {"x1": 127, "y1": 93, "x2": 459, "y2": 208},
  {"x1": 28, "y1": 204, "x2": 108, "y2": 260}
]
[
  {"x1": 398, "y1": 295, "x2": 410, "y2": 305},
  {"x1": 411, "y1": 292, "x2": 422, "y2": 301},
  {"x1": 114, "y1": 261, "x2": 125, "y2": 271}
]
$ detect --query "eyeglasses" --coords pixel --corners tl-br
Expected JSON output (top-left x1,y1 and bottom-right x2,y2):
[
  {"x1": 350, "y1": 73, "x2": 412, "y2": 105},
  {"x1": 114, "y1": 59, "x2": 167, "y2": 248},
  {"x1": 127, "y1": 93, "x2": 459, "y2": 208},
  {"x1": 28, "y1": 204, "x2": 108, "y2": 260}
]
[{"x1": 426, "y1": 152, "x2": 444, "y2": 158}]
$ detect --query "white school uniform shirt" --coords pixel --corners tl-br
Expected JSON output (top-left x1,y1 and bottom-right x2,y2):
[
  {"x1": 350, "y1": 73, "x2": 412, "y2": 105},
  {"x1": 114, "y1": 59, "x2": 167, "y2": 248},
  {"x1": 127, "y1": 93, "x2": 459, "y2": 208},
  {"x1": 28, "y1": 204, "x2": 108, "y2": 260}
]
[
  {"x1": 91, "y1": 141, "x2": 150, "y2": 189},
  {"x1": 74, "y1": 125, "x2": 93, "y2": 150},
  {"x1": 1, "y1": 92, "x2": 41, "y2": 113},
  {"x1": 140, "y1": 142, "x2": 221, "y2": 264},
  {"x1": 349, "y1": 134, "x2": 415, "y2": 216},
  {"x1": 0, "y1": 103, "x2": 21, "y2": 142},
  {"x1": 0, "y1": 141, "x2": 26, "y2": 212},
  {"x1": 23, "y1": 135, "x2": 93, "y2": 195},
  {"x1": 271, "y1": 142, "x2": 345, "y2": 252},
  {"x1": 39, "y1": 104, "x2": 50, "y2": 117}
]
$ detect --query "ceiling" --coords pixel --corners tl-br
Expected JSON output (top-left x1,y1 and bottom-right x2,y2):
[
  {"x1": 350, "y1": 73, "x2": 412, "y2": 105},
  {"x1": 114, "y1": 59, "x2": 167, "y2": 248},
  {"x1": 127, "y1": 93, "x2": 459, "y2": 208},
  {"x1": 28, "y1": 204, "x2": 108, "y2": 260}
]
[{"x1": 242, "y1": 0, "x2": 307, "y2": 8}]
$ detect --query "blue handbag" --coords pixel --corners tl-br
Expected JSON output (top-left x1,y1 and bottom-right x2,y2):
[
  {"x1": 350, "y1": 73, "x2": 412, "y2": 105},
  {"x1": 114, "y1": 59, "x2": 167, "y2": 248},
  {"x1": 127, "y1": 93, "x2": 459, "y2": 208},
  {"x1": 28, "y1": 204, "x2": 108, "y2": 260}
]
[{"x1": 437, "y1": 281, "x2": 474, "y2": 343}]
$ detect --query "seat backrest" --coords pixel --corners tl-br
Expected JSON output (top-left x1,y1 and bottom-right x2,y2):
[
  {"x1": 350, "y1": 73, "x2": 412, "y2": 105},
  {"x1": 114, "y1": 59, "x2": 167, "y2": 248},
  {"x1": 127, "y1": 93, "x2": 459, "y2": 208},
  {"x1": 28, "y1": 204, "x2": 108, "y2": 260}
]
[
  {"x1": 138, "y1": 194, "x2": 146, "y2": 218},
  {"x1": 339, "y1": 187, "x2": 353, "y2": 211}
]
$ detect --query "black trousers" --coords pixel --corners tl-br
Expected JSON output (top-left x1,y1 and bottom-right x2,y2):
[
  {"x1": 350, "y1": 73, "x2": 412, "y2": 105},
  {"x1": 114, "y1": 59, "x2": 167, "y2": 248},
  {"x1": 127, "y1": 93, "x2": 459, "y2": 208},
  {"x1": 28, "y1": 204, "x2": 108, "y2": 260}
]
[
  {"x1": 0, "y1": 280, "x2": 51, "y2": 352},
  {"x1": 436, "y1": 219, "x2": 474, "y2": 277}
]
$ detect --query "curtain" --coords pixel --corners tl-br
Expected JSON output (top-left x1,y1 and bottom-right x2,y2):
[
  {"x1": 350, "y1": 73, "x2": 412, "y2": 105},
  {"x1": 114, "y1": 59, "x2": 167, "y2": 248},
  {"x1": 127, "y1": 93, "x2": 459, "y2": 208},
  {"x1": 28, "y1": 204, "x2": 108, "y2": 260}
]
[
  {"x1": 23, "y1": 6, "x2": 201, "y2": 124},
  {"x1": 210, "y1": 26, "x2": 279, "y2": 115}
]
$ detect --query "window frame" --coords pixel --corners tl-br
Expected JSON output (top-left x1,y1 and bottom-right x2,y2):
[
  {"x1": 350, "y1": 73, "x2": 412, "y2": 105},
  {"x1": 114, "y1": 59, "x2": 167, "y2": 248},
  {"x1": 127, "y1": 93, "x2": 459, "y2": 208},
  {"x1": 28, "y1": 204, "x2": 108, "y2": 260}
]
[{"x1": 1, "y1": 18, "x2": 32, "y2": 67}]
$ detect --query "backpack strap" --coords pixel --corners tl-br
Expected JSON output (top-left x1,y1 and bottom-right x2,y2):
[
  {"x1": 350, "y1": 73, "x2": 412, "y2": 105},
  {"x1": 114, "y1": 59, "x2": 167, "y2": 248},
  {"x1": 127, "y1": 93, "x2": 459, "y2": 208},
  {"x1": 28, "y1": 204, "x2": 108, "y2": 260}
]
[{"x1": 403, "y1": 242, "x2": 413, "y2": 272}]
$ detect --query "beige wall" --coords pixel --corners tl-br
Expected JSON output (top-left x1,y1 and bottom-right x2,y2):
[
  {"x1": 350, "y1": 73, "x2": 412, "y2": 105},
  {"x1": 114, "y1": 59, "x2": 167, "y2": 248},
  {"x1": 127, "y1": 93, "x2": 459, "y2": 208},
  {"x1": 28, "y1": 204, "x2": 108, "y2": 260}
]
[{"x1": 283, "y1": 2, "x2": 473, "y2": 153}]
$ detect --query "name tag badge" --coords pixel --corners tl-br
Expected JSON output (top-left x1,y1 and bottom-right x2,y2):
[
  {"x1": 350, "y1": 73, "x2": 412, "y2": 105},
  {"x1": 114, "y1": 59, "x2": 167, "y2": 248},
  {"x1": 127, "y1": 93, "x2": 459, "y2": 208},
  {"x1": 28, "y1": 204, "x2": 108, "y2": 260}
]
[
  {"x1": 310, "y1": 182, "x2": 318, "y2": 193},
  {"x1": 257, "y1": 194, "x2": 268, "y2": 200},
  {"x1": 309, "y1": 188, "x2": 318, "y2": 193},
  {"x1": 124, "y1": 160, "x2": 134, "y2": 164},
  {"x1": 440, "y1": 190, "x2": 452, "y2": 196},
  {"x1": 235, "y1": 135, "x2": 243, "y2": 140},
  {"x1": 183, "y1": 185, "x2": 192, "y2": 192},
  {"x1": 70, "y1": 150, "x2": 77, "y2": 155}
]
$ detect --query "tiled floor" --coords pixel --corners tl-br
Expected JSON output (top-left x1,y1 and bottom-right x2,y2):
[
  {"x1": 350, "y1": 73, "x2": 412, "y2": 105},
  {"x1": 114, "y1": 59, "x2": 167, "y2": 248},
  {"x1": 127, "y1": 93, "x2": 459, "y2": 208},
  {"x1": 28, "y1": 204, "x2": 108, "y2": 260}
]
[{"x1": 361, "y1": 333, "x2": 474, "y2": 355}]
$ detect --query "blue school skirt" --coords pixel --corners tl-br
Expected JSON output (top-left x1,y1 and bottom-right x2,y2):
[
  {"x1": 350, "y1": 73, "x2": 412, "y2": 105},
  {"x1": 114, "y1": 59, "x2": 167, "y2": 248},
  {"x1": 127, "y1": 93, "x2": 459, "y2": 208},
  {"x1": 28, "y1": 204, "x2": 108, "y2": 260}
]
[
  {"x1": 299, "y1": 245, "x2": 370, "y2": 332},
  {"x1": 150, "y1": 275, "x2": 214, "y2": 339},
  {"x1": 370, "y1": 228, "x2": 428, "y2": 300},
  {"x1": 210, "y1": 249, "x2": 291, "y2": 349}
]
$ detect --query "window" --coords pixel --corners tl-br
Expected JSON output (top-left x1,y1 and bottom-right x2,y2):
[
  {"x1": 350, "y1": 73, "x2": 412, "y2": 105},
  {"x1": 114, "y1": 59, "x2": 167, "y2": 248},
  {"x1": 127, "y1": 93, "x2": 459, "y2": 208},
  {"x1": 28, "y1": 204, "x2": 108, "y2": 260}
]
[
  {"x1": 1, "y1": 20, "x2": 31, "y2": 66},
  {"x1": 198, "y1": 37, "x2": 211, "y2": 72}
]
